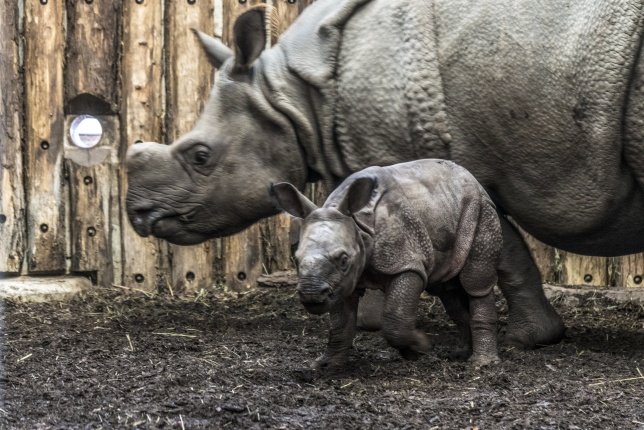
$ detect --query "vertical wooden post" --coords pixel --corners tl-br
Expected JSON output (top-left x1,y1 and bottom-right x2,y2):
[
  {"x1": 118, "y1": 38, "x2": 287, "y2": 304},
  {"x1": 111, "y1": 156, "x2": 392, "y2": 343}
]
[
  {"x1": 559, "y1": 252, "x2": 609, "y2": 287},
  {"x1": 220, "y1": 0, "x2": 266, "y2": 291},
  {"x1": 65, "y1": 117, "x2": 120, "y2": 287},
  {"x1": 64, "y1": 1, "x2": 122, "y2": 287},
  {"x1": 0, "y1": 2, "x2": 25, "y2": 274},
  {"x1": 64, "y1": 0, "x2": 120, "y2": 113},
  {"x1": 121, "y1": 0, "x2": 168, "y2": 292},
  {"x1": 616, "y1": 254, "x2": 644, "y2": 288},
  {"x1": 24, "y1": 0, "x2": 66, "y2": 274},
  {"x1": 260, "y1": 0, "x2": 315, "y2": 275},
  {"x1": 166, "y1": 0, "x2": 216, "y2": 293}
]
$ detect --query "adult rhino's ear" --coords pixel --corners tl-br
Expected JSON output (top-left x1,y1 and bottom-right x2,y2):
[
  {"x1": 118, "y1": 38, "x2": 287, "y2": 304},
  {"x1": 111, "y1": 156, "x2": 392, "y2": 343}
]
[
  {"x1": 338, "y1": 177, "x2": 375, "y2": 216},
  {"x1": 270, "y1": 182, "x2": 317, "y2": 219},
  {"x1": 192, "y1": 29, "x2": 233, "y2": 69},
  {"x1": 232, "y1": 5, "x2": 279, "y2": 74}
]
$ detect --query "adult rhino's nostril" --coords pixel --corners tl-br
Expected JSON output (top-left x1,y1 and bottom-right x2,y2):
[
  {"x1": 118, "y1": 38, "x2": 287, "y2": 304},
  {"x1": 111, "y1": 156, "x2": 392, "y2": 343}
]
[{"x1": 130, "y1": 209, "x2": 161, "y2": 237}]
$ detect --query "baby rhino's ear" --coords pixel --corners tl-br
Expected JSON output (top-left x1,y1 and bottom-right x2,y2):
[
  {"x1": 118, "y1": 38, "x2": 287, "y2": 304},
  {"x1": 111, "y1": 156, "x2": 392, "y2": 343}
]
[
  {"x1": 270, "y1": 182, "x2": 317, "y2": 219},
  {"x1": 338, "y1": 177, "x2": 375, "y2": 216}
]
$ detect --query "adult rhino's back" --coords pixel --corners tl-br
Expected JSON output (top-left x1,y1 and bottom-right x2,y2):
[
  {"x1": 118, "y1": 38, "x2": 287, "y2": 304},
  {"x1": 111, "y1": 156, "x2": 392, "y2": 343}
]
[{"x1": 330, "y1": 0, "x2": 644, "y2": 254}]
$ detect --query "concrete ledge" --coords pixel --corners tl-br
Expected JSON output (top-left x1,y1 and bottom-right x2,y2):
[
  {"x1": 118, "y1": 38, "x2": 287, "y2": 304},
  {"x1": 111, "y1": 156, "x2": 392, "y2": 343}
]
[
  {"x1": 544, "y1": 283, "x2": 644, "y2": 306},
  {"x1": 0, "y1": 276, "x2": 91, "y2": 302}
]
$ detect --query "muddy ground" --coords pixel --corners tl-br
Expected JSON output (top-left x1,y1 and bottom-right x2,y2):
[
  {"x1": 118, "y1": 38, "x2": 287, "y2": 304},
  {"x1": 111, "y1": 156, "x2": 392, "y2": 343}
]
[{"x1": 1, "y1": 276, "x2": 643, "y2": 429}]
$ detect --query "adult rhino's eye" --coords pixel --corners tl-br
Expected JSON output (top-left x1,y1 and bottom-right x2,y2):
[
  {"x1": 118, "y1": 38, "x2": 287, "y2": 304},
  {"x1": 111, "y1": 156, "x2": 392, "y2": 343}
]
[
  {"x1": 338, "y1": 253, "x2": 349, "y2": 271},
  {"x1": 194, "y1": 149, "x2": 210, "y2": 165}
]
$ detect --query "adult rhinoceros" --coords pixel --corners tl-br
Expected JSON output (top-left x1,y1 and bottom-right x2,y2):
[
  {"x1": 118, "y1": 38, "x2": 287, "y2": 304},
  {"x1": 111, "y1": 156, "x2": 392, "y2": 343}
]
[{"x1": 126, "y1": 0, "x2": 644, "y2": 348}]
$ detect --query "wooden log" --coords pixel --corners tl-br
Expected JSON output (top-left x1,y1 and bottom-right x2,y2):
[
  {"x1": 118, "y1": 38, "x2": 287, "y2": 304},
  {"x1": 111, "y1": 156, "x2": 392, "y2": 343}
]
[
  {"x1": 24, "y1": 0, "x2": 66, "y2": 274},
  {"x1": 166, "y1": 0, "x2": 216, "y2": 293},
  {"x1": 0, "y1": 2, "x2": 25, "y2": 274},
  {"x1": 64, "y1": 0, "x2": 120, "y2": 114},
  {"x1": 559, "y1": 252, "x2": 609, "y2": 287},
  {"x1": 65, "y1": 116, "x2": 119, "y2": 287},
  {"x1": 220, "y1": 0, "x2": 266, "y2": 291},
  {"x1": 120, "y1": 0, "x2": 168, "y2": 292},
  {"x1": 64, "y1": 2, "x2": 121, "y2": 287},
  {"x1": 616, "y1": 254, "x2": 644, "y2": 288}
]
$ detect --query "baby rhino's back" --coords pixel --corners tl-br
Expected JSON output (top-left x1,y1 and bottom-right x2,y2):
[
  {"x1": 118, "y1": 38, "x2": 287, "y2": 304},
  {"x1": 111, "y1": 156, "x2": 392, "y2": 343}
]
[{"x1": 374, "y1": 160, "x2": 494, "y2": 283}]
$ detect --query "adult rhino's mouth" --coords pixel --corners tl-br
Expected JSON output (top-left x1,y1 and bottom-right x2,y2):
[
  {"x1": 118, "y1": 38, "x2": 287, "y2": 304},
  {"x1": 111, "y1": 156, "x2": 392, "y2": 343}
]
[
  {"x1": 129, "y1": 206, "x2": 251, "y2": 245},
  {"x1": 128, "y1": 207, "x2": 209, "y2": 245}
]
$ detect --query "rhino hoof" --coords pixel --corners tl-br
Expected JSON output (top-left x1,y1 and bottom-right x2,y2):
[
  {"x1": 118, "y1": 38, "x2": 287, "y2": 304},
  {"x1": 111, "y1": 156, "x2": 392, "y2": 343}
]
[
  {"x1": 468, "y1": 354, "x2": 501, "y2": 368},
  {"x1": 294, "y1": 367, "x2": 319, "y2": 383}
]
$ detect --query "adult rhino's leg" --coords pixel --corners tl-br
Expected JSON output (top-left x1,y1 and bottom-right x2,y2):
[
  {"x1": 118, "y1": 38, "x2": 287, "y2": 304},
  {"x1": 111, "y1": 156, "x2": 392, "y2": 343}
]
[
  {"x1": 436, "y1": 281, "x2": 472, "y2": 353},
  {"x1": 497, "y1": 216, "x2": 566, "y2": 348}
]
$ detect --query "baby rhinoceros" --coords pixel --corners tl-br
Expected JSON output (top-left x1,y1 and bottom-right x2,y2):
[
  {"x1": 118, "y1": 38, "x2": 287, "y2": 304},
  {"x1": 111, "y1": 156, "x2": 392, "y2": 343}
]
[{"x1": 271, "y1": 160, "x2": 503, "y2": 370}]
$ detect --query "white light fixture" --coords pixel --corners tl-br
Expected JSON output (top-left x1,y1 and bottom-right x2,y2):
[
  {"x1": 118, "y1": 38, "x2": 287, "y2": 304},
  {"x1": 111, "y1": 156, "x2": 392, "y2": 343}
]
[{"x1": 70, "y1": 115, "x2": 103, "y2": 149}]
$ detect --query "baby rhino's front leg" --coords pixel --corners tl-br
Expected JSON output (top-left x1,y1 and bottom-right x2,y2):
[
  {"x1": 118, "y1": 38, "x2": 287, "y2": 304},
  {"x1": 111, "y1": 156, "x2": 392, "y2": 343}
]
[
  {"x1": 383, "y1": 272, "x2": 430, "y2": 359},
  {"x1": 313, "y1": 292, "x2": 360, "y2": 371}
]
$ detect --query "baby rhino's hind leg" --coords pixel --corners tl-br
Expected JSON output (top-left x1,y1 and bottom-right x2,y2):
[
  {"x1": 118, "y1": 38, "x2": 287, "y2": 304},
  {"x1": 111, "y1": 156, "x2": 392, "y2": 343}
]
[{"x1": 459, "y1": 204, "x2": 503, "y2": 366}]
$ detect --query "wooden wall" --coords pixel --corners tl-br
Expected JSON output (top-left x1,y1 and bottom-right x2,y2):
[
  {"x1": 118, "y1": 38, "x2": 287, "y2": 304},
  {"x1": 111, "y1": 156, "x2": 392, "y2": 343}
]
[{"x1": 0, "y1": 0, "x2": 643, "y2": 293}]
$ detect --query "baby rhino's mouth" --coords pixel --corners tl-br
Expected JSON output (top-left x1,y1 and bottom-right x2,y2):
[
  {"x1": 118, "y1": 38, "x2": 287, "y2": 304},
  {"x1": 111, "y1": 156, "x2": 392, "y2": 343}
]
[{"x1": 297, "y1": 280, "x2": 333, "y2": 315}]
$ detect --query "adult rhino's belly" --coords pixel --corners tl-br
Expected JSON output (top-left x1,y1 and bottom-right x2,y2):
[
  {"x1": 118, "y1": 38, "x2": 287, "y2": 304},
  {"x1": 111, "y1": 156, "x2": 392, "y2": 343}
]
[{"x1": 480, "y1": 163, "x2": 644, "y2": 256}]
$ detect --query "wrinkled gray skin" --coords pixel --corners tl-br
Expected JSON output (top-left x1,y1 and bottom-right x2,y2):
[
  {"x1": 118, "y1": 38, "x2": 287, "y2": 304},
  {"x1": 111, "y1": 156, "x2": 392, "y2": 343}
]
[
  {"x1": 272, "y1": 160, "x2": 503, "y2": 369},
  {"x1": 127, "y1": 0, "x2": 644, "y2": 348}
]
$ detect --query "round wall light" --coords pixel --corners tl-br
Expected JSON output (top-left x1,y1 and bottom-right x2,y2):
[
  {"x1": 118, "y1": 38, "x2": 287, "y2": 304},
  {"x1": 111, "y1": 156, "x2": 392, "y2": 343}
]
[{"x1": 70, "y1": 115, "x2": 103, "y2": 149}]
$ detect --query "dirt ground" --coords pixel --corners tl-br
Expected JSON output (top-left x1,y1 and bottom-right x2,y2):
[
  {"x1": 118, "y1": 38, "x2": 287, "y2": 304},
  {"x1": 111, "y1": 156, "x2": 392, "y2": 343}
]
[{"x1": 1, "y1": 276, "x2": 643, "y2": 429}]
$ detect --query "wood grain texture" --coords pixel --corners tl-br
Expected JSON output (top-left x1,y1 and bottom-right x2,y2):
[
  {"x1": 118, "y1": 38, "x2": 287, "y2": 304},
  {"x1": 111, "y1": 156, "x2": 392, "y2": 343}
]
[
  {"x1": 121, "y1": 0, "x2": 168, "y2": 292},
  {"x1": 25, "y1": 0, "x2": 66, "y2": 274},
  {"x1": 0, "y1": 2, "x2": 25, "y2": 274},
  {"x1": 560, "y1": 252, "x2": 609, "y2": 287},
  {"x1": 66, "y1": 116, "x2": 119, "y2": 287},
  {"x1": 65, "y1": 2, "x2": 121, "y2": 287},
  {"x1": 64, "y1": 0, "x2": 121, "y2": 114},
  {"x1": 616, "y1": 254, "x2": 644, "y2": 288},
  {"x1": 220, "y1": 0, "x2": 266, "y2": 291},
  {"x1": 166, "y1": 0, "x2": 216, "y2": 293}
]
